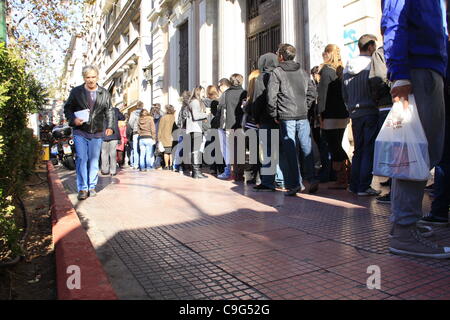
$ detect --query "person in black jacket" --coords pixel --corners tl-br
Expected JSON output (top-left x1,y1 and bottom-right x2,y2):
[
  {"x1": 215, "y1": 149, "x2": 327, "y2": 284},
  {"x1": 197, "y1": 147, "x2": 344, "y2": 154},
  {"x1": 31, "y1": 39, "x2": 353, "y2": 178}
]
[
  {"x1": 267, "y1": 44, "x2": 318, "y2": 196},
  {"x1": 318, "y1": 44, "x2": 350, "y2": 190},
  {"x1": 216, "y1": 74, "x2": 247, "y2": 180},
  {"x1": 101, "y1": 107, "x2": 125, "y2": 176},
  {"x1": 64, "y1": 65, "x2": 114, "y2": 200}
]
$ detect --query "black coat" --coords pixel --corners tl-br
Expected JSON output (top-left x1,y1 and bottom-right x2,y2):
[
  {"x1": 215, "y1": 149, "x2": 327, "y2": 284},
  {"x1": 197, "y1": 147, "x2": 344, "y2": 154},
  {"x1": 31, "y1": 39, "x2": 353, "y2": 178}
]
[
  {"x1": 217, "y1": 86, "x2": 247, "y2": 130},
  {"x1": 267, "y1": 61, "x2": 316, "y2": 121},
  {"x1": 103, "y1": 108, "x2": 125, "y2": 141},
  {"x1": 318, "y1": 65, "x2": 349, "y2": 120},
  {"x1": 64, "y1": 85, "x2": 115, "y2": 134}
]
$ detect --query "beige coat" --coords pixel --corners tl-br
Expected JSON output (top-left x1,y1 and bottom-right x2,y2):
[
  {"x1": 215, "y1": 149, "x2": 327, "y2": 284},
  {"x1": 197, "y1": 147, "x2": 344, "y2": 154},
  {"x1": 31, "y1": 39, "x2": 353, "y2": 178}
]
[{"x1": 157, "y1": 114, "x2": 176, "y2": 147}]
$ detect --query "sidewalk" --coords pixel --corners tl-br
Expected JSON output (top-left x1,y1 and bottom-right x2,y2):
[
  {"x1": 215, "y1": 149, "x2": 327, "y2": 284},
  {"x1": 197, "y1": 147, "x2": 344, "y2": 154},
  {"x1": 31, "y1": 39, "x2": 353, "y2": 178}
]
[{"x1": 55, "y1": 166, "x2": 450, "y2": 300}]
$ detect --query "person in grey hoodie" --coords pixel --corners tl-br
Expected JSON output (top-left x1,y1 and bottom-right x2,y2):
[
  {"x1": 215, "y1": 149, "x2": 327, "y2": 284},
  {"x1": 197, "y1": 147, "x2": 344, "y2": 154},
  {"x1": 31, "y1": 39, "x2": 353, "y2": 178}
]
[
  {"x1": 252, "y1": 53, "x2": 283, "y2": 192},
  {"x1": 267, "y1": 44, "x2": 318, "y2": 196},
  {"x1": 342, "y1": 34, "x2": 382, "y2": 197}
]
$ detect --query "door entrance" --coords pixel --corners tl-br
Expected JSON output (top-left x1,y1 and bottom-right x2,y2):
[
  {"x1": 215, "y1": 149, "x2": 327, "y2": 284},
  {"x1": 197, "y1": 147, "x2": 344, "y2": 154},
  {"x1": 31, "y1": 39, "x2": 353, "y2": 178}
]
[
  {"x1": 247, "y1": 0, "x2": 281, "y2": 73},
  {"x1": 179, "y1": 22, "x2": 189, "y2": 93}
]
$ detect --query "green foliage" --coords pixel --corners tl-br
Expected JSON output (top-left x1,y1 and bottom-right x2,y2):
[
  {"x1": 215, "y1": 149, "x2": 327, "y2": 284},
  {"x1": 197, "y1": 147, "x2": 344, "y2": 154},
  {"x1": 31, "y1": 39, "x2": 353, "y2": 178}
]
[{"x1": 0, "y1": 42, "x2": 45, "y2": 261}]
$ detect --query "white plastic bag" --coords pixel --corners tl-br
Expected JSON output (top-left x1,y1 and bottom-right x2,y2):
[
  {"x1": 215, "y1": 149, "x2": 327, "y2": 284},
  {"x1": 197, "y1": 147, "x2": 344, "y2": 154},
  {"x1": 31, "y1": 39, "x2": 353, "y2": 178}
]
[
  {"x1": 157, "y1": 141, "x2": 165, "y2": 153},
  {"x1": 373, "y1": 94, "x2": 430, "y2": 181}
]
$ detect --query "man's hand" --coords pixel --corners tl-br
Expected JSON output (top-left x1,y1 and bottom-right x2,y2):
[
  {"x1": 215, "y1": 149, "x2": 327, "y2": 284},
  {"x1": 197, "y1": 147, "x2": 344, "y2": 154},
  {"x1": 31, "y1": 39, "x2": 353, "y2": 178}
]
[
  {"x1": 105, "y1": 129, "x2": 113, "y2": 136},
  {"x1": 74, "y1": 118, "x2": 84, "y2": 126},
  {"x1": 391, "y1": 84, "x2": 412, "y2": 109}
]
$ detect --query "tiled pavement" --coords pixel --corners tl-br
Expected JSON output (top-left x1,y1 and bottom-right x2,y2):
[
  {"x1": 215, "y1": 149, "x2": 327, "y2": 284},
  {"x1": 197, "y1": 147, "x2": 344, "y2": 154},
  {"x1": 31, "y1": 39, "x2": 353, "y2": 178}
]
[{"x1": 55, "y1": 166, "x2": 450, "y2": 300}]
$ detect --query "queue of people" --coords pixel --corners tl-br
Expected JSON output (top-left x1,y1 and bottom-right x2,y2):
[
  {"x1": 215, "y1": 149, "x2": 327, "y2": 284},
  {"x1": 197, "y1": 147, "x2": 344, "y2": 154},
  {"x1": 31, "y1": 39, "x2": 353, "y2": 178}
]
[{"x1": 64, "y1": 0, "x2": 449, "y2": 260}]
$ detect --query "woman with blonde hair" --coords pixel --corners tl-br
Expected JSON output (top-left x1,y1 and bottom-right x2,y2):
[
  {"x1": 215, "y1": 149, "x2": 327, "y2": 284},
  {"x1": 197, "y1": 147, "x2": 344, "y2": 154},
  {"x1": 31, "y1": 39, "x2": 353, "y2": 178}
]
[
  {"x1": 318, "y1": 44, "x2": 350, "y2": 189},
  {"x1": 241, "y1": 69, "x2": 261, "y2": 183}
]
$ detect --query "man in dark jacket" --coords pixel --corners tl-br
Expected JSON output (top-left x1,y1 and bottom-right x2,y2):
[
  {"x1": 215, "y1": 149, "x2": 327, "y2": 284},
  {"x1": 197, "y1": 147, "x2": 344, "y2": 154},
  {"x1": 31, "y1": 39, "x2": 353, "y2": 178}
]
[
  {"x1": 101, "y1": 107, "x2": 125, "y2": 176},
  {"x1": 217, "y1": 74, "x2": 247, "y2": 180},
  {"x1": 267, "y1": 44, "x2": 318, "y2": 196},
  {"x1": 64, "y1": 65, "x2": 114, "y2": 200},
  {"x1": 382, "y1": 0, "x2": 449, "y2": 259},
  {"x1": 343, "y1": 34, "x2": 381, "y2": 197}
]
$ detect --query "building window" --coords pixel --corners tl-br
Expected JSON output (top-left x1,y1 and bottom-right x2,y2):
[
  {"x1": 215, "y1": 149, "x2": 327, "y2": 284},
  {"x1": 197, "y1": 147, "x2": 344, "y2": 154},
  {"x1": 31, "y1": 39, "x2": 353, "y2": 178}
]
[{"x1": 123, "y1": 29, "x2": 129, "y2": 47}]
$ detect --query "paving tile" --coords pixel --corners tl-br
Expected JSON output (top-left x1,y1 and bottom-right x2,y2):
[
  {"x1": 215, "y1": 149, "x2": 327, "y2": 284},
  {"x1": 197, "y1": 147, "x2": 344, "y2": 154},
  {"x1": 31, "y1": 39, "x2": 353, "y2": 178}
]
[
  {"x1": 55, "y1": 167, "x2": 450, "y2": 300},
  {"x1": 280, "y1": 240, "x2": 368, "y2": 269},
  {"x1": 216, "y1": 250, "x2": 320, "y2": 287},
  {"x1": 328, "y1": 253, "x2": 450, "y2": 296},
  {"x1": 397, "y1": 277, "x2": 450, "y2": 300},
  {"x1": 254, "y1": 270, "x2": 391, "y2": 300}
]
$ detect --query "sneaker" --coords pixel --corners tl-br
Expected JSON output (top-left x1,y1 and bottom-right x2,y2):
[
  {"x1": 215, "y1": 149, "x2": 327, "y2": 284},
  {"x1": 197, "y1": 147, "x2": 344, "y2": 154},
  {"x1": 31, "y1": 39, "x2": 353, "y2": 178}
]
[
  {"x1": 376, "y1": 193, "x2": 391, "y2": 204},
  {"x1": 218, "y1": 172, "x2": 231, "y2": 180},
  {"x1": 389, "y1": 225, "x2": 434, "y2": 238},
  {"x1": 285, "y1": 186, "x2": 302, "y2": 197},
  {"x1": 77, "y1": 191, "x2": 89, "y2": 201},
  {"x1": 389, "y1": 225, "x2": 450, "y2": 259},
  {"x1": 89, "y1": 189, "x2": 97, "y2": 197},
  {"x1": 358, "y1": 188, "x2": 382, "y2": 197},
  {"x1": 418, "y1": 216, "x2": 449, "y2": 227},
  {"x1": 253, "y1": 184, "x2": 276, "y2": 192},
  {"x1": 308, "y1": 181, "x2": 320, "y2": 194}
]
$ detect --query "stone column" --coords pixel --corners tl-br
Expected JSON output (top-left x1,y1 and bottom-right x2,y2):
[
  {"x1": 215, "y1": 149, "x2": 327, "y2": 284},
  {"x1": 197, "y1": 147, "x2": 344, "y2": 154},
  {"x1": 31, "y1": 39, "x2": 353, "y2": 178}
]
[
  {"x1": 189, "y1": 1, "x2": 199, "y2": 89},
  {"x1": 218, "y1": 0, "x2": 246, "y2": 80},
  {"x1": 198, "y1": 0, "x2": 214, "y2": 88},
  {"x1": 281, "y1": 0, "x2": 298, "y2": 46},
  {"x1": 168, "y1": 20, "x2": 179, "y2": 107}
]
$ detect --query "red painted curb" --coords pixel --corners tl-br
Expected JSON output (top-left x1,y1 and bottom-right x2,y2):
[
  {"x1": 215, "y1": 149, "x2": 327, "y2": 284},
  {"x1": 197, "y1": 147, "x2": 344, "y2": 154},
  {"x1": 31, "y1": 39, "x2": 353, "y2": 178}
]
[{"x1": 47, "y1": 162, "x2": 118, "y2": 300}]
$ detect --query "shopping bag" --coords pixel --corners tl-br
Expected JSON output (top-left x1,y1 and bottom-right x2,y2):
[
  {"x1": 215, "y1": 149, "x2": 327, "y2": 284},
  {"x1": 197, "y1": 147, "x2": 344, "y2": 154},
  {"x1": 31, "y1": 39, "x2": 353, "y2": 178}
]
[
  {"x1": 157, "y1": 141, "x2": 165, "y2": 153},
  {"x1": 373, "y1": 94, "x2": 430, "y2": 181}
]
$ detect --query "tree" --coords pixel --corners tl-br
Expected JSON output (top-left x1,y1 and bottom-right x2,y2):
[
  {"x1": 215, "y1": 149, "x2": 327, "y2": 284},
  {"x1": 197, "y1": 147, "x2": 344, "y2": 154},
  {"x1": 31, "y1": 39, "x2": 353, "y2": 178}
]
[{"x1": 4, "y1": 0, "x2": 90, "y2": 89}]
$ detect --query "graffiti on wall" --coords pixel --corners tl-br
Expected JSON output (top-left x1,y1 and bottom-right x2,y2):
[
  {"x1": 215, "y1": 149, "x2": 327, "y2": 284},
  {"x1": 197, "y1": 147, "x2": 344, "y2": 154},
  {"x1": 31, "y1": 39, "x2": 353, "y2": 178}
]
[
  {"x1": 310, "y1": 33, "x2": 326, "y2": 68},
  {"x1": 344, "y1": 29, "x2": 358, "y2": 59}
]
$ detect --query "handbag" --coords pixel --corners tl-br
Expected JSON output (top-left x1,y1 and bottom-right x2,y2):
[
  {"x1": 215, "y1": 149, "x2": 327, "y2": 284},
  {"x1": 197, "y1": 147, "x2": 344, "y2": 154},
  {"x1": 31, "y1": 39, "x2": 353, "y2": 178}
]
[{"x1": 373, "y1": 94, "x2": 430, "y2": 181}]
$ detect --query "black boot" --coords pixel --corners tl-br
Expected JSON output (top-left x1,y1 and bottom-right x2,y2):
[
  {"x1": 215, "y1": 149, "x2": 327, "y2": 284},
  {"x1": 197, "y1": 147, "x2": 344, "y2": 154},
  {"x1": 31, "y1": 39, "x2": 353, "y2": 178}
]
[
  {"x1": 192, "y1": 151, "x2": 207, "y2": 179},
  {"x1": 192, "y1": 165, "x2": 207, "y2": 179}
]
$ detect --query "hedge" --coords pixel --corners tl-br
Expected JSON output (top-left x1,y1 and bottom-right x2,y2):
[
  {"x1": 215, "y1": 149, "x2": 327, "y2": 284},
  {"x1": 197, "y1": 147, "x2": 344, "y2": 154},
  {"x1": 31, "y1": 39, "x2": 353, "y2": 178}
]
[{"x1": 0, "y1": 42, "x2": 46, "y2": 260}]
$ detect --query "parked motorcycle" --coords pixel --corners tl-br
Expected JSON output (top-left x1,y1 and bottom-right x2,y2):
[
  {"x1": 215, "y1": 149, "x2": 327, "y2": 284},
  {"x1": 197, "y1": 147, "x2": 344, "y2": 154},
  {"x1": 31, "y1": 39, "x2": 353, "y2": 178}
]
[{"x1": 50, "y1": 126, "x2": 76, "y2": 170}]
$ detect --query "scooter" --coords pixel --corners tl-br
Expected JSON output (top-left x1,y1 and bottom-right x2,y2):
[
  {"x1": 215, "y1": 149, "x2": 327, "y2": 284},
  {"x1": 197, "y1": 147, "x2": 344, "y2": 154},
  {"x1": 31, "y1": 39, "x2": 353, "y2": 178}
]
[{"x1": 50, "y1": 126, "x2": 76, "y2": 170}]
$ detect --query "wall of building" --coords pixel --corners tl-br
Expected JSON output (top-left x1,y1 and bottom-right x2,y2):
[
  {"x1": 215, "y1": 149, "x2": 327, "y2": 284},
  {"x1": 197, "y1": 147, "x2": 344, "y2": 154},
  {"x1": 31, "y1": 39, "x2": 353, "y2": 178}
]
[{"x1": 306, "y1": 0, "x2": 382, "y2": 70}]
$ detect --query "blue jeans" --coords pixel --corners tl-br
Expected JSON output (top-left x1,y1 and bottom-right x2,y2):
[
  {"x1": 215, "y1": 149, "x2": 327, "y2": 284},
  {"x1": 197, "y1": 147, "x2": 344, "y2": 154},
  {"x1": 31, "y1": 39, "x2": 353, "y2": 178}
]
[
  {"x1": 131, "y1": 134, "x2": 140, "y2": 169},
  {"x1": 279, "y1": 119, "x2": 315, "y2": 190},
  {"x1": 74, "y1": 135, "x2": 102, "y2": 192},
  {"x1": 350, "y1": 114, "x2": 379, "y2": 193},
  {"x1": 139, "y1": 138, "x2": 155, "y2": 170}
]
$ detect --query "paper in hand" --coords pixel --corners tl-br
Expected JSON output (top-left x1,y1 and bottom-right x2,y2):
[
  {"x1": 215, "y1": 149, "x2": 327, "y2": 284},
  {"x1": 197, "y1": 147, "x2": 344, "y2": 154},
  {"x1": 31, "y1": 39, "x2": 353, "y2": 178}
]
[{"x1": 74, "y1": 109, "x2": 90, "y2": 123}]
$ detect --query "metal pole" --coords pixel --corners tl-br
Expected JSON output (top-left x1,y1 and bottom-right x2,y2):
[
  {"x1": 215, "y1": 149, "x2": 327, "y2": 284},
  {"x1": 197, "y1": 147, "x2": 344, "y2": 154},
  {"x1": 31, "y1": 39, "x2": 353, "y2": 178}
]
[{"x1": 0, "y1": 0, "x2": 6, "y2": 43}]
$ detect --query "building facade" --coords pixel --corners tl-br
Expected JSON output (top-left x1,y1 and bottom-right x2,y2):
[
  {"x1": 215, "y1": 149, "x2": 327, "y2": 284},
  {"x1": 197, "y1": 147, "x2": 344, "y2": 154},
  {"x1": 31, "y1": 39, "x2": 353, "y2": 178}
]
[{"x1": 62, "y1": 0, "x2": 382, "y2": 114}]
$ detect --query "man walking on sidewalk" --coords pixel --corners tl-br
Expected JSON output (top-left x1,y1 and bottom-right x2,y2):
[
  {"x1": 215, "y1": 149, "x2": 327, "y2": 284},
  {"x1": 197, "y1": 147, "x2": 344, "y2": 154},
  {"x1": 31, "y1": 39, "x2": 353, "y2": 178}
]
[
  {"x1": 382, "y1": 0, "x2": 450, "y2": 258},
  {"x1": 343, "y1": 34, "x2": 382, "y2": 197},
  {"x1": 267, "y1": 44, "x2": 318, "y2": 196},
  {"x1": 64, "y1": 65, "x2": 114, "y2": 200}
]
